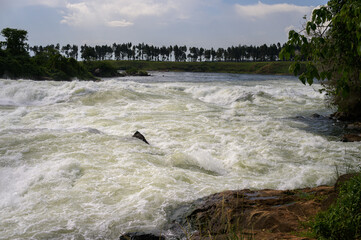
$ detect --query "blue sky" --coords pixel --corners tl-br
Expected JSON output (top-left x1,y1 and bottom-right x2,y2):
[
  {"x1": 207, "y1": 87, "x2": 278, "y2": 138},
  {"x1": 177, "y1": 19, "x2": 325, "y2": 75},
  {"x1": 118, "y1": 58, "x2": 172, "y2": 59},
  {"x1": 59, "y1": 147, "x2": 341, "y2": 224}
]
[{"x1": 0, "y1": 0, "x2": 329, "y2": 48}]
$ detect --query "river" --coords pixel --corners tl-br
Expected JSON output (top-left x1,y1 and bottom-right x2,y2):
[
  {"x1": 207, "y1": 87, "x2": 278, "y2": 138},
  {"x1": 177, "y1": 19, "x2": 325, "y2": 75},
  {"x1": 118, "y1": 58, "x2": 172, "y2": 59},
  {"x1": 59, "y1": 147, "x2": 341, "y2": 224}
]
[{"x1": 0, "y1": 72, "x2": 360, "y2": 239}]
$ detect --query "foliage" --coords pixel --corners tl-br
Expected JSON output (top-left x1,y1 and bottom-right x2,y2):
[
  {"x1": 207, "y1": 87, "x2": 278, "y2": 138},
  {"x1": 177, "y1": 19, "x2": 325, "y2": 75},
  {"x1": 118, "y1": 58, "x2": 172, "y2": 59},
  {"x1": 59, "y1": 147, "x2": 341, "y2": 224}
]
[
  {"x1": 79, "y1": 43, "x2": 283, "y2": 62},
  {"x1": 312, "y1": 174, "x2": 361, "y2": 240},
  {"x1": 125, "y1": 68, "x2": 149, "y2": 76},
  {"x1": 1, "y1": 28, "x2": 29, "y2": 56},
  {"x1": 1, "y1": 26, "x2": 296, "y2": 80},
  {"x1": 83, "y1": 60, "x2": 120, "y2": 77},
  {"x1": 110, "y1": 60, "x2": 295, "y2": 75},
  {"x1": 280, "y1": 0, "x2": 361, "y2": 120},
  {"x1": 0, "y1": 28, "x2": 94, "y2": 80}
]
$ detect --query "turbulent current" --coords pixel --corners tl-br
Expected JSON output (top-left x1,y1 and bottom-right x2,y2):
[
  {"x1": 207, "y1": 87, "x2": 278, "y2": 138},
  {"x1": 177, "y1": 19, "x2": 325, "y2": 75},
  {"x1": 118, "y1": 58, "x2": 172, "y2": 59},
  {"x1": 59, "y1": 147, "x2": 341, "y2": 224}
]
[{"x1": 0, "y1": 72, "x2": 360, "y2": 239}]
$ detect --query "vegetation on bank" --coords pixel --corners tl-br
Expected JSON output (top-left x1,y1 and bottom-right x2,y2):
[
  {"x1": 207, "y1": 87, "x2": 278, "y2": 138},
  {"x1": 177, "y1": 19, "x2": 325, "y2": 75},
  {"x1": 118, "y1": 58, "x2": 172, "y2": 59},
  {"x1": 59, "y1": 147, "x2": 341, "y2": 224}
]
[
  {"x1": 281, "y1": 0, "x2": 361, "y2": 121},
  {"x1": 312, "y1": 174, "x2": 361, "y2": 240},
  {"x1": 106, "y1": 60, "x2": 295, "y2": 75},
  {"x1": 0, "y1": 26, "x2": 295, "y2": 80},
  {"x1": 1, "y1": 27, "x2": 297, "y2": 80},
  {"x1": 0, "y1": 28, "x2": 94, "y2": 81},
  {"x1": 280, "y1": 0, "x2": 361, "y2": 238},
  {"x1": 52, "y1": 40, "x2": 284, "y2": 63}
]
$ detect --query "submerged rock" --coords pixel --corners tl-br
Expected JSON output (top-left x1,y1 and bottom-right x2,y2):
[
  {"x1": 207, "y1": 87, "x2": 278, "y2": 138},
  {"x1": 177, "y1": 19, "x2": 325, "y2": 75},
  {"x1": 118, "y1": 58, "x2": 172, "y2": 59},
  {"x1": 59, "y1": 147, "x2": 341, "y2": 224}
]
[
  {"x1": 311, "y1": 113, "x2": 322, "y2": 118},
  {"x1": 132, "y1": 131, "x2": 149, "y2": 145}
]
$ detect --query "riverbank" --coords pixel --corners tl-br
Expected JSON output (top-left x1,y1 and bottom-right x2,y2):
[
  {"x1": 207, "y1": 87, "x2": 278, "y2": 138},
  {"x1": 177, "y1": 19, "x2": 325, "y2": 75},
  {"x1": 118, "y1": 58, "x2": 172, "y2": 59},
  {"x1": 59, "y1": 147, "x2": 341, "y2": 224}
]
[
  {"x1": 91, "y1": 60, "x2": 297, "y2": 76},
  {"x1": 121, "y1": 174, "x2": 360, "y2": 240}
]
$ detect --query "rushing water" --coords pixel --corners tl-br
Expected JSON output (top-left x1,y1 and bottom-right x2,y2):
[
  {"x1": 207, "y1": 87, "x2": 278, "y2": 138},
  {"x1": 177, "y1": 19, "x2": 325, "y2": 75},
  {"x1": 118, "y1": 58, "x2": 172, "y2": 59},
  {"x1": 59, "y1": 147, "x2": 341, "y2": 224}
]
[{"x1": 0, "y1": 72, "x2": 360, "y2": 239}]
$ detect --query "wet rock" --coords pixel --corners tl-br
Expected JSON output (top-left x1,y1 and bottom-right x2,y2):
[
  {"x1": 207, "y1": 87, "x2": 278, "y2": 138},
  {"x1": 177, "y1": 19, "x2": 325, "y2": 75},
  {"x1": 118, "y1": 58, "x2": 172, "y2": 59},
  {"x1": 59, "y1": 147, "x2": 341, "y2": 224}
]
[
  {"x1": 311, "y1": 113, "x2": 322, "y2": 118},
  {"x1": 345, "y1": 122, "x2": 361, "y2": 130},
  {"x1": 160, "y1": 174, "x2": 358, "y2": 239},
  {"x1": 171, "y1": 186, "x2": 335, "y2": 239},
  {"x1": 132, "y1": 131, "x2": 149, "y2": 145},
  {"x1": 330, "y1": 111, "x2": 349, "y2": 121},
  {"x1": 341, "y1": 133, "x2": 361, "y2": 142},
  {"x1": 119, "y1": 232, "x2": 165, "y2": 240}
]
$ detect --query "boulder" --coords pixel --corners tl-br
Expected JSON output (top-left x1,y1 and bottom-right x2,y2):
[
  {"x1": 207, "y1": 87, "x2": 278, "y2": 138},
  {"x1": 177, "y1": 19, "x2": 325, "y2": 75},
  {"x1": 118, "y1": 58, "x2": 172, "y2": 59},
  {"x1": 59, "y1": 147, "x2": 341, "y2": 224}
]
[
  {"x1": 345, "y1": 122, "x2": 361, "y2": 130},
  {"x1": 179, "y1": 187, "x2": 334, "y2": 239},
  {"x1": 132, "y1": 131, "x2": 149, "y2": 145},
  {"x1": 119, "y1": 232, "x2": 165, "y2": 240},
  {"x1": 341, "y1": 133, "x2": 361, "y2": 142}
]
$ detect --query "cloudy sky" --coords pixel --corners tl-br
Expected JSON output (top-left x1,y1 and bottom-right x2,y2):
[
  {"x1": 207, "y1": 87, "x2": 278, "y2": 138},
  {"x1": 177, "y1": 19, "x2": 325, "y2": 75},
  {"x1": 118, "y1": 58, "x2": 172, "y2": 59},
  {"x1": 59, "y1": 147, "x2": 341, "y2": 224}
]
[{"x1": 0, "y1": 0, "x2": 328, "y2": 48}]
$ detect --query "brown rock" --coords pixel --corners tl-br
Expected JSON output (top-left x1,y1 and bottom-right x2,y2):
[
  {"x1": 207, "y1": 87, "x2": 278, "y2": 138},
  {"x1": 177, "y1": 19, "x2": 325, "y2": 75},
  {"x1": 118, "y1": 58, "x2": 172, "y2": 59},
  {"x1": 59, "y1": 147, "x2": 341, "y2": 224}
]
[
  {"x1": 166, "y1": 174, "x2": 360, "y2": 239},
  {"x1": 182, "y1": 186, "x2": 334, "y2": 239},
  {"x1": 346, "y1": 122, "x2": 361, "y2": 130},
  {"x1": 341, "y1": 133, "x2": 361, "y2": 142}
]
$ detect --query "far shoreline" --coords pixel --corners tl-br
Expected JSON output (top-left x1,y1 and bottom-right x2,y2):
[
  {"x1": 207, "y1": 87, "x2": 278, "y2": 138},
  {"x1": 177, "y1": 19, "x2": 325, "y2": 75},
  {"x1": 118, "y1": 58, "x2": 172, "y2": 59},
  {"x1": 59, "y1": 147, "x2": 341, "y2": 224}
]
[{"x1": 92, "y1": 60, "x2": 299, "y2": 77}]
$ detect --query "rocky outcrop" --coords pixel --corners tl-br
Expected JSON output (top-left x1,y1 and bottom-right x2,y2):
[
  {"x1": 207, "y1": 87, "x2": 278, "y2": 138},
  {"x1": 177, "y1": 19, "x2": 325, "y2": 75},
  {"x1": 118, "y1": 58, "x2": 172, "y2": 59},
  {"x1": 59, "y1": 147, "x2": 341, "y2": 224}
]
[
  {"x1": 341, "y1": 122, "x2": 361, "y2": 142},
  {"x1": 178, "y1": 186, "x2": 334, "y2": 239},
  {"x1": 345, "y1": 122, "x2": 361, "y2": 130},
  {"x1": 120, "y1": 174, "x2": 358, "y2": 240}
]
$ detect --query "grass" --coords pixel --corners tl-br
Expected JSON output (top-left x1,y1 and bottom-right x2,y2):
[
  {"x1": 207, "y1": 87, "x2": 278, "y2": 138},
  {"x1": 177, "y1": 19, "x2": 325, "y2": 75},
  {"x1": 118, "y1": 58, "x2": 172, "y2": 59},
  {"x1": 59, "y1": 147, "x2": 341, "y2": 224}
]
[
  {"x1": 183, "y1": 194, "x2": 254, "y2": 240},
  {"x1": 311, "y1": 173, "x2": 361, "y2": 240},
  {"x1": 92, "y1": 60, "x2": 297, "y2": 75}
]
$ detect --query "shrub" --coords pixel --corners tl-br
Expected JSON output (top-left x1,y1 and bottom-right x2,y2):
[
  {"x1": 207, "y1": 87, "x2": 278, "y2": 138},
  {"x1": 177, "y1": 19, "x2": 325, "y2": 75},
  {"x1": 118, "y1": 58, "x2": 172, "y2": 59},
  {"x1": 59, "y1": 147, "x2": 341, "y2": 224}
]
[{"x1": 312, "y1": 174, "x2": 361, "y2": 239}]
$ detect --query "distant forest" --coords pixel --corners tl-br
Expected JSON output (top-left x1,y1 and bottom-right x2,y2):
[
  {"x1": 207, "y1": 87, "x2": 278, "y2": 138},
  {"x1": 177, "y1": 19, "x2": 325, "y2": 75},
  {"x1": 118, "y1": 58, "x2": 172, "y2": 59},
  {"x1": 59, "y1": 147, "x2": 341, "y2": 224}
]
[
  {"x1": 1, "y1": 27, "x2": 290, "y2": 80},
  {"x1": 31, "y1": 42, "x2": 285, "y2": 62}
]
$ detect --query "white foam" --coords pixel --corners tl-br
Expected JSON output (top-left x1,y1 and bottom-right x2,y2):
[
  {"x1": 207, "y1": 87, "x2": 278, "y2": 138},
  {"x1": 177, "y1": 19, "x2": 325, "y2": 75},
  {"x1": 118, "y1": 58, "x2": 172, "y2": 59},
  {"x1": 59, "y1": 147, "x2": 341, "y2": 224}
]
[{"x1": 0, "y1": 74, "x2": 359, "y2": 239}]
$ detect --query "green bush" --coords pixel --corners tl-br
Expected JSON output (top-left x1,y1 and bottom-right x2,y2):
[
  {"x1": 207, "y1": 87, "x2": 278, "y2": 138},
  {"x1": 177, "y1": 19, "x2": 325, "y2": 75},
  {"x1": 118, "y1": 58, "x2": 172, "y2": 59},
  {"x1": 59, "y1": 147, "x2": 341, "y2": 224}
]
[
  {"x1": 125, "y1": 68, "x2": 138, "y2": 75},
  {"x1": 84, "y1": 60, "x2": 119, "y2": 77},
  {"x1": 312, "y1": 174, "x2": 361, "y2": 239}
]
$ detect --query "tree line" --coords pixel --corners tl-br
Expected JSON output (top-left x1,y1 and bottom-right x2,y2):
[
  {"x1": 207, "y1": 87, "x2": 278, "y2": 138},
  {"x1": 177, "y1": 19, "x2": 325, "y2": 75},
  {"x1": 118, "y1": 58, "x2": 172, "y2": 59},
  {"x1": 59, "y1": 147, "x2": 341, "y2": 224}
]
[
  {"x1": 0, "y1": 28, "x2": 93, "y2": 80},
  {"x1": 1, "y1": 27, "x2": 288, "y2": 80},
  {"x1": 29, "y1": 42, "x2": 285, "y2": 62}
]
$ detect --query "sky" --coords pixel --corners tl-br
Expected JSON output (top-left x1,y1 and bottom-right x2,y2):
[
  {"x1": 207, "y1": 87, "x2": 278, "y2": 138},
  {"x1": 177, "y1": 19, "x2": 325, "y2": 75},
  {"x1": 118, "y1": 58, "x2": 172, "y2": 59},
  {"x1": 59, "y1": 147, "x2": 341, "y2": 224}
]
[{"x1": 0, "y1": 0, "x2": 329, "y2": 48}]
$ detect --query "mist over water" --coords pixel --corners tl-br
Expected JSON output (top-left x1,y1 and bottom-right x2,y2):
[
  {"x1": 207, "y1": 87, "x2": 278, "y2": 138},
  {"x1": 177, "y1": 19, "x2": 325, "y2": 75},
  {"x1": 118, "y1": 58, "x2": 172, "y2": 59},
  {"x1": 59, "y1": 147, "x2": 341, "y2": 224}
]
[{"x1": 0, "y1": 72, "x2": 360, "y2": 239}]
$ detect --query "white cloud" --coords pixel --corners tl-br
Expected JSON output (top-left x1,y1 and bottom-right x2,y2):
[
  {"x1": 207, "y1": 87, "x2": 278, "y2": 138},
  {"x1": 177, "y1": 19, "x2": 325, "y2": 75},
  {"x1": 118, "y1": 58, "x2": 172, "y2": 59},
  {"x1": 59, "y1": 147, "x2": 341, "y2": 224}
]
[
  {"x1": 107, "y1": 20, "x2": 134, "y2": 28},
  {"x1": 235, "y1": 1, "x2": 312, "y2": 19},
  {"x1": 60, "y1": 0, "x2": 195, "y2": 28},
  {"x1": 1, "y1": 0, "x2": 65, "y2": 8}
]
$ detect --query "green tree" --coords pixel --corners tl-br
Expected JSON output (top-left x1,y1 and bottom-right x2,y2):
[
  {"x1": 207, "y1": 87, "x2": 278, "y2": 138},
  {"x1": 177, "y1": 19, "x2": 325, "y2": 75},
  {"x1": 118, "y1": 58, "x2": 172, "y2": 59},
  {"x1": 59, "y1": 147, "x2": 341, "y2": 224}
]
[
  {"x1": 80, "y1": 44, "x2": 97, "y2": 61},
  {"x1": 1, "y1": 28, "x2": 29, "y2": 56},
  {"x1": 280, "y1": 0, "x2": 361, "y2": 120}
]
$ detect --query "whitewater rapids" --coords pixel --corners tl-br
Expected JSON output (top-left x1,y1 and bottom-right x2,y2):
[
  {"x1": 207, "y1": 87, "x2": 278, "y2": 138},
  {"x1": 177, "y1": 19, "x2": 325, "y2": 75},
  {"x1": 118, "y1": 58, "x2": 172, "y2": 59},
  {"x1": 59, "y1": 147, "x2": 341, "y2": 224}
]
[{"x1": 0, "y1": 72, "x2": 360, "y2": 239}]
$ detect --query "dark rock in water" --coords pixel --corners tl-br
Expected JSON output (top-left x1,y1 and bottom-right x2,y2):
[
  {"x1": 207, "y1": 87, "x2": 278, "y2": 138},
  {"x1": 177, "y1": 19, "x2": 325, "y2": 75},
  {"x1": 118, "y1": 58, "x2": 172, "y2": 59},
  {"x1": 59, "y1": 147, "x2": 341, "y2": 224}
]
[
  {"x1": 346, "y1": 122, "x2": 361, "y2": 130},
  {"x1": 119, "y1": 233, "x2": 165, "y2": 240},
  {"x1": 132, "y1": 131, "x2": 149, "y2": 144},
  {"x1": 311, "y1": 113, "x2": 322, "y2": 118},
  {"x1": 295, "y1": 115, "x2": 305, "y2": 120},
  {"x1": 341, "y1": 133, "x2": 361, "y2": 142}
]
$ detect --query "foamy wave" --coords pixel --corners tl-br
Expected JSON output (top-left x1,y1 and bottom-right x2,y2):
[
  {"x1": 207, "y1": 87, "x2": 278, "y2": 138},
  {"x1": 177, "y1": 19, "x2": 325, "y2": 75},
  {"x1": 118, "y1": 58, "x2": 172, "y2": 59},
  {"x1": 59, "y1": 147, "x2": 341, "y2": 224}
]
[
  {"x1": 183, "y1": 81, "x2": 323, "y2": 108},
  {"x1": 168, "y1": 150, "x2": 226, "y2": 175}
]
